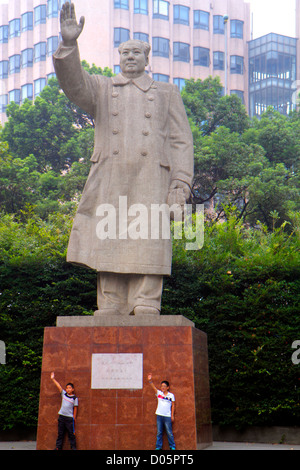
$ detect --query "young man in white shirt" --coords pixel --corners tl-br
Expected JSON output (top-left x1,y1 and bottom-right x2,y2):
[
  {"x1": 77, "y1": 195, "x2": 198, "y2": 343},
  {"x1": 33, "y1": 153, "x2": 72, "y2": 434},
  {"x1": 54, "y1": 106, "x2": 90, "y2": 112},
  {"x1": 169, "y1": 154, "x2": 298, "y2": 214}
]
[{"x1": 148, "y1": 373, "x2": 176, "y2": 450}]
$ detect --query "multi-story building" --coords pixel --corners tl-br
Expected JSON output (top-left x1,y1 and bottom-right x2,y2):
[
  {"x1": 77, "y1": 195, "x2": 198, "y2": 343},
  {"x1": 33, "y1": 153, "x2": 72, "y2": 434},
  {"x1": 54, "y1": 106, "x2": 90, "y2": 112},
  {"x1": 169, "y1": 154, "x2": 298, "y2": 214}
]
[
  {"x1": 248, "y1": 32, "x2": 298, "y2": 117},
  {"x1": 0, "y1": 0, "x2": 251, "y2": 123}
]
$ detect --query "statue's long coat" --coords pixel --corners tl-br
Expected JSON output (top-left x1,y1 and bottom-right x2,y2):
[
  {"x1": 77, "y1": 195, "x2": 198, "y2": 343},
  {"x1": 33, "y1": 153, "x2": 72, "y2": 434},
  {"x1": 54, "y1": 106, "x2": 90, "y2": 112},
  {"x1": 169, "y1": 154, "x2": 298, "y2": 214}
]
[{"x1": 53, "y1": 44, "x2": 194, "y2": 275}]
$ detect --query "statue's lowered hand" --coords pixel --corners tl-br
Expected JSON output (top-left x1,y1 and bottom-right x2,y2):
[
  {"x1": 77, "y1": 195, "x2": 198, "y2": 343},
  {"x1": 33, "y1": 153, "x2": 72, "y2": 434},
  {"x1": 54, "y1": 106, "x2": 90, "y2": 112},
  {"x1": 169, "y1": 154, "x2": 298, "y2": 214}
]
[
  {"x1": 167, "y1": 180, "x2": 191, "y2": 221},
  {"x1": 60, "y1": 1, "x2": 85, "y2": 47}
]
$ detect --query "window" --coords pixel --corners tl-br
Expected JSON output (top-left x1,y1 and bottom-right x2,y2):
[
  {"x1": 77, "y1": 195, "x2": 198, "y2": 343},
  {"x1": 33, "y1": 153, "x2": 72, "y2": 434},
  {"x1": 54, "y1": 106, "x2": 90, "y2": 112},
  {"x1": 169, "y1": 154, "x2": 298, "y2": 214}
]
[
  {"x1": 153, "y1": 73, "x2": 169, "y2": 82},
  {"x1": 34, "y1": 5, "x2": 47, "y2": 25},
  {"x1": 173, "y1": 42, "x2": 190, "y2": 63},
  {"x1": 9, "y1": 19, "x2": 20, "y2": 38},
  {"x1": 193, "y1": 47, "x2": 209, "y2": 67},
  {"x1": 173, "y1": 78, "x2": 186, "y2": 91},
  {"x1": 114, "y1": 0, "x2": 129, "y2": 9},
  {"x1": 0, "y1": 94, "x2": 8, "y2": 112},
  {"x1": 114, "y1": 65, "x2": 121, "y2": 74},
  {"x1": 152, "y1": 37, "x2": 169, "y2": 58},
  {"x1": 134, "y1": 0, "x2": 148, "y2": 14},
  {"x1": 47, "y1": 0, "x2": 58, "y2": 18},
  {"x1": 114, "y1": 28, "x2": 130, "y2": 47},
  {"x1": 47, "y1": 36, "x2": 59, "y2": 55},
  {"x1": 8, "y1": 89, "x2": 20, "y2": 105},
  {"x1": 213, "y1": 15, "x2": 224, "y2": 34},
  {"x1": 21, "y1": 48, "x2": 33, "y2": 68},
  {"x1": 134, "y1": 32, "x2": 149, "y2": 43},
  {"x1": 231, "y1": 20, "x2": 243, "y2": 39},
  {"x1": 174, "y1": 5, "x2": 189, "y2": 26},
  {"x1": 47, "y1": 72, "x2": 56, "y2": 81},
  {"x1": 21, "y1": 83, "x2": 33, "y2": 102},
  {"x1": 230, "y1": 55, "x2": 244, "y2": 74},
  {"x1": 194, "y1": 10, "x2": 209, "y2": 30},
  {"x1": 0, "y1": 25, "x2": 8, "y2": 43},
  {"x1": 21, "y1": 12, "x2": 33, "y2": 32},
  {"x1": 0, "y1": 60, "x2": 8, "y2": 79},
  {"x1": 9, "y1": 55, "x2": 21, "y2": 74},
  {"x1": 230, "y1": 90, "x2": 244, "y2": 104},
  {"x1": 34, "y1": 42, "x2": 46, "y2": 62},
  {"x1": 153, "y1": 0, "x2": 169, "y2": 19},
  {"x1": 213, "y1": 51, "x2": 224, "y2": 70},
  {"x1": 34, "y1": 78, "x2": 46, "y2": 97}
]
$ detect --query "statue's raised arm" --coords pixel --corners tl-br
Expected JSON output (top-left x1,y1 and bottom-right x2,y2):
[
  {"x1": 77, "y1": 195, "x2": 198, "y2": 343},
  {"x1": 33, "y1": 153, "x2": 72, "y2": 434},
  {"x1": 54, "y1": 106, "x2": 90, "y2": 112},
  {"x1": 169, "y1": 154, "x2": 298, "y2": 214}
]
[{"x1": 60, "y1": 2, "x2": 85, "y2": 47}]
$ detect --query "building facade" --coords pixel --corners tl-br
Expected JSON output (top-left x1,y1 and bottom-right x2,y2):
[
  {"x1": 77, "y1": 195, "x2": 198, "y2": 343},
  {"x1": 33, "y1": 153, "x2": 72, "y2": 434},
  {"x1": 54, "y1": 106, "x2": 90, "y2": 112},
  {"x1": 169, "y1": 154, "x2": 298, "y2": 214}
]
[
  {"x1": 248, "y1": 33, "x2": 298, "y2": 117},
  {"x1": 0, "y1": 0, "x2": 251, "y2": 123}
]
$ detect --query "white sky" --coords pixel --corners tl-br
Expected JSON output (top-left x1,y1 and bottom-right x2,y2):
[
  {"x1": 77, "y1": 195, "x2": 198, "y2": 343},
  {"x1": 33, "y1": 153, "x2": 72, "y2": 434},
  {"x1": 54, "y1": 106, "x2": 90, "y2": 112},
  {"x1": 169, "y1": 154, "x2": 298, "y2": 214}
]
[
  {"x1": 249, "y1": 0, "x2": 296, "y2": 38},
  {"x1": 0, "y1": 0, "x2": 297, "y2": 39}
]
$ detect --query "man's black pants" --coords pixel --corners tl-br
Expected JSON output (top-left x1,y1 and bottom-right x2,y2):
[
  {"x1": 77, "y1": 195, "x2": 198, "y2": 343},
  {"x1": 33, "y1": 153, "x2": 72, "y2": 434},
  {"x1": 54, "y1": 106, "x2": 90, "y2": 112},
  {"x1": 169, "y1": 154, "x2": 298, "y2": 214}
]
[{"x1": 55, "y1": 415, "x2": 76, "y2": 450}]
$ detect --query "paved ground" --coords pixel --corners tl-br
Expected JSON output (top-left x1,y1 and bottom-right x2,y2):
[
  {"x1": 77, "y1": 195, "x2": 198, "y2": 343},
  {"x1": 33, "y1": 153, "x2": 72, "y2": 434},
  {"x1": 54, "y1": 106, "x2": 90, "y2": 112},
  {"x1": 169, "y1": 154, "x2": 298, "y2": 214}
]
[
  {"x1": 1, "y1": 441, "x2": 300, "y2": 450},
  {"x1": 204, "y1": 441, "x2": 300, "y2": 450}
]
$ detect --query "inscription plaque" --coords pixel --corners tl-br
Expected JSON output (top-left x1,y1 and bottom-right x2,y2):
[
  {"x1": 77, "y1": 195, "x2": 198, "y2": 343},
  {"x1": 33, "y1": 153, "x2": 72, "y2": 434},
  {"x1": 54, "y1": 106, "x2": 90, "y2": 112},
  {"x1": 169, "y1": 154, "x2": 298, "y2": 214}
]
[{"x1": 91, "y1": 353, "x2": 143, "y2": 389}]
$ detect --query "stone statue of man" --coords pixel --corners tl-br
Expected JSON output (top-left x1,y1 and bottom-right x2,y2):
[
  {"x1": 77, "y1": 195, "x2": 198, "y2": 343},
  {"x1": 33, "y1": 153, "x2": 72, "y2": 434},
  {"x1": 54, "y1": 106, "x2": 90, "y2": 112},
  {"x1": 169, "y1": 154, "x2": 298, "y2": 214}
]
[{"x1": 53, "y1": 2, "x2": 194, "y2": 316}]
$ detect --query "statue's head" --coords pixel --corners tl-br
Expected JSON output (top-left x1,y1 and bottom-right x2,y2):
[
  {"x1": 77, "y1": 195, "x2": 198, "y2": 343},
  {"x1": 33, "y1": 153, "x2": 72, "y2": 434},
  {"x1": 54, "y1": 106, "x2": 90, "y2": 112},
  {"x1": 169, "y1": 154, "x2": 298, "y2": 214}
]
[{"x1": 118, "y1": 40, "x2": 151, "y2": 78}]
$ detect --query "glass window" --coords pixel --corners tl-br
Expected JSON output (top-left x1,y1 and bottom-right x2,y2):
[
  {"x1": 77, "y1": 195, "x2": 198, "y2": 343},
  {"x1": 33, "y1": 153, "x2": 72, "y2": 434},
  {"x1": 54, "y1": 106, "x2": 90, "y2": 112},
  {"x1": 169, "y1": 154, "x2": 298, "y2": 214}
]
[
  {"x1": 8, "y1": 89, "x2": 20, "y2": 105},
  {"x1": 133, "y1": 32, "x2": 149, "y2": 43},
  {"x1": 114, "y1": 28, "x2": 130, "y2": 47},
  {"x1": 193, "y1": 47, "x2": 209, "y2": 67},
  {"x1": 21, "y1": 48, "x2": 33, "y2": 68},
  {"x1": 34, "y1": 42, "x2": 46, "y2": 62},
  {"x1": 153, "y1": 0, "x2": 169, "y2": 19},
  {"x1": 134, "y1": 0, "x2": 148, "y2": 14},
  {"x1": 174, "y1": 5, "x2": 189, "y2": 25},
  {"x1": 213, "y1": 15, "x2": 224, "y2": 34},
  {"x1": 213, "y1": 51, "x2": 224, "y2": 70},
  {"x1": 0, "y1": 94, "x2": 8, "y2": 112},
  {"x1": 230, "y1": 55, "x2": 244, "y2": 74},
  {"x1": 173, "y1": 42, "x2": 190, "y2": 63},
  {"x1": 114, "y1": 0, "x2": 129, "y2": 9},
  {"x1": 194, "y1": 10, "x2": 209, "y2": 30},
  {"x1": 153, "y1": 73, "x2": 169, "y2": 82},
  {"x1": 231, "y1": 20, "x2": 243, "y2": 39},
  {"x1": 34, "y1": 78, "x2": 46, "y2": 97},
  {"x1": 0, "y1": 25, "x2": 8, "y2": 43},
  {"x1": 47, "y1": 36, "x2": 59, "y2": 55},
  {"x1": 114, "y1": 65, "x2": 121, "y2": 74},
  {"x1": 21, "y1": 12, "x2": 33, "y2": 32},
  {"x1": 9, "y1": 19, "x2": 20, "y2": 38},
  {"x1": 173, "y1": 78, "x2": 186, "y2": 91},
  {"x1": 230, "y1": 90, "x2": 244, "y2": 104},
  {"x1": 21, "y1": 83, "x2": 33, "y2": 102},
  {"x1": 9, "y1": 55, "x2": 21, "y2": 74},
  {"x1": 47, "y1": 0, "x2": 58, "y2": 18},
  {"x1": 47, "y1": 72, "x2": 56, "y2": 81},
  {"x1": 0, "y1": 60, "x2": 8, "y2": 78},
  {"x1": 152, "y1": 37, "x2": 169, "y2": 58},
  {"x1": 34, "y1": 5, "x2": 47, "y2": 25}
]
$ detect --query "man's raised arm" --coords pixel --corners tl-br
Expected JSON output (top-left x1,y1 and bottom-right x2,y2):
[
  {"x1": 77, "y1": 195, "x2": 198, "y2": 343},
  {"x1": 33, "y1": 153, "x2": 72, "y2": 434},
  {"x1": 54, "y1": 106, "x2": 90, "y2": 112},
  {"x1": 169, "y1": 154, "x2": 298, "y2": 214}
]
[{"x1": 53, "y1": 2, "x2": 98, "y2": 117}]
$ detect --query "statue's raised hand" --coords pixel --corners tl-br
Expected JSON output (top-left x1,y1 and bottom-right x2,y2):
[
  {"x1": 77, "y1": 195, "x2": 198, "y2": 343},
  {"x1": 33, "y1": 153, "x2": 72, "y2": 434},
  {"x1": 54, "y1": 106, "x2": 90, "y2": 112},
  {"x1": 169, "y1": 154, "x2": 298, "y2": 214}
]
[{"x1": 60, "y1": 2, "x2": 85, "y2": 46}]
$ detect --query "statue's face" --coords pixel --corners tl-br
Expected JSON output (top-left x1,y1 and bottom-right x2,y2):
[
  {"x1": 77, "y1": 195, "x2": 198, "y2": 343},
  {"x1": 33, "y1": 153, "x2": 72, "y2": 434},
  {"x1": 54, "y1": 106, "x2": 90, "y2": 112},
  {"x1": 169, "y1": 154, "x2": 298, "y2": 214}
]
[{"x1": 119, "y1": 41, "x2": 148, "y2": 78}]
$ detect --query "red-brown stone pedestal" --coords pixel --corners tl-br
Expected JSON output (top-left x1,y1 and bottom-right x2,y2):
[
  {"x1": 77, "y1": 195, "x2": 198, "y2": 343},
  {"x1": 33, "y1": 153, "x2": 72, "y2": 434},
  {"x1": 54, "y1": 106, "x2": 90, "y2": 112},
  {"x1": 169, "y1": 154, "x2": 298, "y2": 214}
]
[{"x1": 36, "y1": 316, "x2": 212, "y2": 450}]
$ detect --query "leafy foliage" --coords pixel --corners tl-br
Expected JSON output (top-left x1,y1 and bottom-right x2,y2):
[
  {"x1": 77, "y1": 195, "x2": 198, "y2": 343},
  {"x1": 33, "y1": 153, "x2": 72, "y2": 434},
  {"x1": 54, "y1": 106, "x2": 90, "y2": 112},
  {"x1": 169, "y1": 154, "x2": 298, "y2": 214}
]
[
  {"x1": 163, "y1": 214, "x2": 300, "y2": 428},
  {"x1": 0, "y1": 64, "x2": 299, "y2": 432}
]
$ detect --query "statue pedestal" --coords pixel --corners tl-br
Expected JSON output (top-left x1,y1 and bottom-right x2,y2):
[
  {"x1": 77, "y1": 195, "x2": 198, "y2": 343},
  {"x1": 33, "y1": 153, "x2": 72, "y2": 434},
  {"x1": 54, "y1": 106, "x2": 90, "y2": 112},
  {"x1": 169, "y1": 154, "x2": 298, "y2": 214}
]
[{"x1": 36, "y1": 316, "x2": 212, "y2": 450}]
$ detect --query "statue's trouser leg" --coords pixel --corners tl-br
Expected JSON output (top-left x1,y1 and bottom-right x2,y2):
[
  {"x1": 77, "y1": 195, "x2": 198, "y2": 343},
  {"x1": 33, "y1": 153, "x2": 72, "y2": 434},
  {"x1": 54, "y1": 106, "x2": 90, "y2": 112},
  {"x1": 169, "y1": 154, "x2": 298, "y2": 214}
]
[{"x1": 97, "y1": 272, "x2": 163, "y2": 315}]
